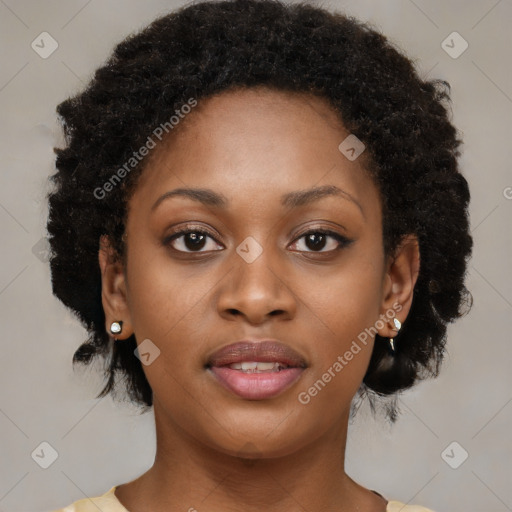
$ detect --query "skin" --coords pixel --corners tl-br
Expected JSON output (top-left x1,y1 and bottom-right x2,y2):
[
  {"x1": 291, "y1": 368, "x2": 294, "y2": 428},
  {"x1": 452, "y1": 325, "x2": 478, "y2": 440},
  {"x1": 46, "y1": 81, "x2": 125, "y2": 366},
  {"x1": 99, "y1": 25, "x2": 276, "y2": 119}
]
[{"x1": 99, "y1": 86, "x2": 420, "y2": 512}]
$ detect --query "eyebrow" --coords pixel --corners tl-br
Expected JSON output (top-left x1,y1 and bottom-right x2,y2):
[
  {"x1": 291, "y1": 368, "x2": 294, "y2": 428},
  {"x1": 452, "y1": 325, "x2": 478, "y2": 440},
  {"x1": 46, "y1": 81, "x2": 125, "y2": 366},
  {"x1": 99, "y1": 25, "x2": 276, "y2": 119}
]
[{"x1": 151, "y1": 184, "x2": 364, "y2": 216}]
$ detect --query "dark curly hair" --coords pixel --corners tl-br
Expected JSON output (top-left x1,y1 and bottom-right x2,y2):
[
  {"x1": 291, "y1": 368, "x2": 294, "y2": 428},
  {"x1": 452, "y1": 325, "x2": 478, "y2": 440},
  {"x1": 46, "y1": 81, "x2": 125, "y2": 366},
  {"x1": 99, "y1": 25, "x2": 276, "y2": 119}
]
[{"x1": 47, "y1": 0, "x2": 472, "y2": 423}]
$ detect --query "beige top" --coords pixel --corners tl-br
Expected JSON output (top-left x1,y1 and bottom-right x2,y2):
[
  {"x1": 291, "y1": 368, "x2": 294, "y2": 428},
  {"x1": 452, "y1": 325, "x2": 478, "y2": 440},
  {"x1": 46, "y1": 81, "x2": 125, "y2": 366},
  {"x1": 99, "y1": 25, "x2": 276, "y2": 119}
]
[{"x1": 52, "y1": 486, "x2": 436, "y2": 511}]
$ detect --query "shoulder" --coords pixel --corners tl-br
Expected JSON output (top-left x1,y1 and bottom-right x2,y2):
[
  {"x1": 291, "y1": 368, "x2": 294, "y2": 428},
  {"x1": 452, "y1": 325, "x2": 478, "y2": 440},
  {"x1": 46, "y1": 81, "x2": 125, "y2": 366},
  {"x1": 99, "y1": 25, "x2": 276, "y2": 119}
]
[
  {"x1": 51, "y1": 487, "x2": 128, "y2": 512},
  {"x1": 387, "y1": 500, "x2": 436, "y2": 512},
  {"x1": 52, "y1": 489, "x2": 436, "y2": 512}
]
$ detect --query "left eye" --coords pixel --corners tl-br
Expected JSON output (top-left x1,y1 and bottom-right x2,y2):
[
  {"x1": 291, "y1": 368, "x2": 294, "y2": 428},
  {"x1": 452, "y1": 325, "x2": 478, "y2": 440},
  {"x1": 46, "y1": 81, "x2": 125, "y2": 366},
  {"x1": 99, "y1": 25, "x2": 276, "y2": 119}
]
[{"x1": 289, "y1": 230, "x2": 352, "y2": 253}]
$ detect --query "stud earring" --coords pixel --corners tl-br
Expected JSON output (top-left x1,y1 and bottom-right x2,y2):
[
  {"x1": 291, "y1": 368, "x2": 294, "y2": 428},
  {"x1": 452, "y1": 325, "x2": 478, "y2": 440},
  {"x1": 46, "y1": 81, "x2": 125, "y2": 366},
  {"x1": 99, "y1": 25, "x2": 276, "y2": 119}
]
[
  {"x1": 389, "y1": 318, "x2": 401, "y2": 353},
  {"x1": 110, "y1": 321, "x2": 123, "y2": 336}
]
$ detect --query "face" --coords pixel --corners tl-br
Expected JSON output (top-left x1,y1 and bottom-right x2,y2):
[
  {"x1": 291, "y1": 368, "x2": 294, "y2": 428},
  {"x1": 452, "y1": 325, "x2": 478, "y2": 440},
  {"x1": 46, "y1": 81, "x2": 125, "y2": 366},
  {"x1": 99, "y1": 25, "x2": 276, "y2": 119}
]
[{"x1": 100, "y1": 87, "x2": 415, "y2": 459}]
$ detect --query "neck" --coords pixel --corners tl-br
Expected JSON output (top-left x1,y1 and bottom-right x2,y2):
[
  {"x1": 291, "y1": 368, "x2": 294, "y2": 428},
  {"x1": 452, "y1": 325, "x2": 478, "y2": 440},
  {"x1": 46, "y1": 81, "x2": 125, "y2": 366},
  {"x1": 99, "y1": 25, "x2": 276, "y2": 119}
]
[{"x1": 115, "y1": 399, "x2": 387, "y2": 512}]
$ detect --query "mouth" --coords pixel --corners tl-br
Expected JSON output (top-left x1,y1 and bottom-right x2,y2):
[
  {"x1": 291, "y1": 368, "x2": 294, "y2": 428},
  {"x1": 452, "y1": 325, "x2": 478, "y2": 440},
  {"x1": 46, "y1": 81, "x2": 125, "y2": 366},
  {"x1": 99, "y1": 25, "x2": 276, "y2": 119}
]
[{"x1": 205, "y1": 340, "x2": 307, "y2": 400}]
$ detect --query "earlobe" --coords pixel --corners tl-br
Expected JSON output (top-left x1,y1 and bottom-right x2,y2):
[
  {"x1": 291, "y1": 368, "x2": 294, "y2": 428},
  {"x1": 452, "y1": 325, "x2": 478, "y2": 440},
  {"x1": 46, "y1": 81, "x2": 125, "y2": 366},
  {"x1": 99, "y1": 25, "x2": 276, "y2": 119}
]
[
  {"x1": 98, "y1": 235, "x2": 134, "y2": 339},
  {"x1": 378, "y1": 234, "x2": 420, "y2": 338}
]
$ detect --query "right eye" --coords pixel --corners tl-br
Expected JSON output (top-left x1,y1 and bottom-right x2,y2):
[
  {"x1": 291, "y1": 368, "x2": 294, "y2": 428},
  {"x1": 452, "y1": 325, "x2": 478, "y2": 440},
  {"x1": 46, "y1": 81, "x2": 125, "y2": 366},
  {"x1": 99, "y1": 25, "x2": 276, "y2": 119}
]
[{"x1": 164, "y1": 227, "x2": 224, "y2": 253}]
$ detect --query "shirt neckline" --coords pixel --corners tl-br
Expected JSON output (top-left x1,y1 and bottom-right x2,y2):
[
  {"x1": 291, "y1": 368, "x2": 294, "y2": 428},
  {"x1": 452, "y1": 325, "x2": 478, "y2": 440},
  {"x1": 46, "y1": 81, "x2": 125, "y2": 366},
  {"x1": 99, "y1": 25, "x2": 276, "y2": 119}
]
[{"x1": 109, "y1": 486, "x2": 390, "y2": 511}]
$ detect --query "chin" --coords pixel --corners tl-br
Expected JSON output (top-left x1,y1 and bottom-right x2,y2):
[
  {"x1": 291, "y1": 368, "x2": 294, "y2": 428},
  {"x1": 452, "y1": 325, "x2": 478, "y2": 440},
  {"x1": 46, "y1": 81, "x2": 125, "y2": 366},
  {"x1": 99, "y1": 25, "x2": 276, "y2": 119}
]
[{"x1": 199, "y1": 416, "x2": 314, "y2": 461}]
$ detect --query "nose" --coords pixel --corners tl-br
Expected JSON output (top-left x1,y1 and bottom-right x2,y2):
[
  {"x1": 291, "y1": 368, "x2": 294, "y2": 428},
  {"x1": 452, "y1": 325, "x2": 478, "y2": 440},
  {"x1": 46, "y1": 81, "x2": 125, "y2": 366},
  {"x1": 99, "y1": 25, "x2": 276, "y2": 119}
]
[{"x1": 217, "y1": 249, "x2": 297, "y2": 325}]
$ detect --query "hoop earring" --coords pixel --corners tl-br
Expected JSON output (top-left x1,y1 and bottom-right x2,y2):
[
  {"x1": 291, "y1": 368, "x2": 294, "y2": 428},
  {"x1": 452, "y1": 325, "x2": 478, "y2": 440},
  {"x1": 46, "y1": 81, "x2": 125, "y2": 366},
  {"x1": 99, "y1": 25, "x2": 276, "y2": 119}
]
[
  {"x1": 389, "y1": 318, "x2": 401, "y2": 353},
  {"x1": 110, "y1": 321, "x2": 123, "y2": 337}
]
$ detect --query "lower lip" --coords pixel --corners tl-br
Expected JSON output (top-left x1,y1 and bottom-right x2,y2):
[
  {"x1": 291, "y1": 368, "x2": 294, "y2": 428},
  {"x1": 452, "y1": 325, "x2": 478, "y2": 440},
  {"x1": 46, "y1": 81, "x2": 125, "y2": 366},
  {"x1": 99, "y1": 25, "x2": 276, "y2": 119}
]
[{"x1": 208, "y1": 366, "x2": 305, "y2": 400}]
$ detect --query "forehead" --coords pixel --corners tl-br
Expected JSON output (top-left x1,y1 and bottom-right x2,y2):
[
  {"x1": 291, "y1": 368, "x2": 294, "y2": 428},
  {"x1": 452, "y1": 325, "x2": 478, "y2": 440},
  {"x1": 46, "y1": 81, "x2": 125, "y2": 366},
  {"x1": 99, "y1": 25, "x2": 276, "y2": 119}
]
[{"x1": 129, "y1": 87, "x2": 379, "y2": 218}]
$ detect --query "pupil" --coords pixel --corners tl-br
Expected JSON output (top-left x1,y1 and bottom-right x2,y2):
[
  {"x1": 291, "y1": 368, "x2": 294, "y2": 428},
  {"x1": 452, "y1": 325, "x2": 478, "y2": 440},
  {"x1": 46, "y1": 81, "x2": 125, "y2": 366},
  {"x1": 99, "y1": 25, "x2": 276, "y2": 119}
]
[
  {"x1": 185, "y1": 232, "x2": 206, "y2": 251},
  {"x1": 306, "y1": 233, "x2": 326, "y2": 251}
]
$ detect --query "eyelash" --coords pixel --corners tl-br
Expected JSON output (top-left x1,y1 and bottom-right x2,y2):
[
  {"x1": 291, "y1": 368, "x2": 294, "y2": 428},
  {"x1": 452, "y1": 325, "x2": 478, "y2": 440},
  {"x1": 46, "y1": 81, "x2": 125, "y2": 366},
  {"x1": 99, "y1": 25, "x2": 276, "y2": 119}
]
[{"x1": 163, "y1": 224, "x2": 353, "y2": 255}]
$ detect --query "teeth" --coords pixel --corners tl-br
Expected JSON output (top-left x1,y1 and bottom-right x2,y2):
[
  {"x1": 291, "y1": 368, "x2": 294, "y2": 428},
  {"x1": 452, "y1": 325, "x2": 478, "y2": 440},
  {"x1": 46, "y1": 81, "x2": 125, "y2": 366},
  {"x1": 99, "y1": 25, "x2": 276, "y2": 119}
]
[{"x1": 228, "y1": 361, "x2": 287, "y2": 372}]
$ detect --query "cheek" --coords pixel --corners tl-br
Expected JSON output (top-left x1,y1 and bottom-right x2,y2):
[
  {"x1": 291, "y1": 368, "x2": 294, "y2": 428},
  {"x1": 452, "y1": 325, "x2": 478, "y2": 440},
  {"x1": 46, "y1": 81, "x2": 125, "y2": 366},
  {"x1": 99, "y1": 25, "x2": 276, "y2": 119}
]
[
  {"x1": 295, "y1": 249, "x2": 384, "y2": 404},
  {"x1": 303, "y1": 251, "x2": 384, "y2": 341},
  {"x1": 123, "y1": 249, "x2": 214, "y2": 405},
  {"x1": 126, "y1": 244, "x2": 204, "y2": 333},
  {"x1": 125, "y1": 245, "x2": 221, "y2": 379}
]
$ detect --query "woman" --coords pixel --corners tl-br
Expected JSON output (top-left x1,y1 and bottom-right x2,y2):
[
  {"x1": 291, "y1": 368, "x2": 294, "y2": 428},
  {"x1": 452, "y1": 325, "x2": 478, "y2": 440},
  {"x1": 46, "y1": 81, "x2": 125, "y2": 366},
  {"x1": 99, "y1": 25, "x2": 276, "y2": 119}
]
[{"x1": 48, "y1": 0, "x2": 472, "y2": 510}]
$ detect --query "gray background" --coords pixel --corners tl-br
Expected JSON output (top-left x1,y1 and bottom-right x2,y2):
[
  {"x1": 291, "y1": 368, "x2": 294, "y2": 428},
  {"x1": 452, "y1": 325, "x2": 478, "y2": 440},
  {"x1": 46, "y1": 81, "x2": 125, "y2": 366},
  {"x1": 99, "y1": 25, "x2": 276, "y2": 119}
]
[{"x1": 0, "y1": 1, "x2": 511, "y2": 511}]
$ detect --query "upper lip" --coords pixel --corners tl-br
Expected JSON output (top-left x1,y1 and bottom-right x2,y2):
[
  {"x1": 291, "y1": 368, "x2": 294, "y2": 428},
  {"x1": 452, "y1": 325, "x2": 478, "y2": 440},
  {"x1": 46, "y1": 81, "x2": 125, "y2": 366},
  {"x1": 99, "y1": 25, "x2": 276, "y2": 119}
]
[{"x1": 206, "y1": 340, "x2": 307, "y2": 368}]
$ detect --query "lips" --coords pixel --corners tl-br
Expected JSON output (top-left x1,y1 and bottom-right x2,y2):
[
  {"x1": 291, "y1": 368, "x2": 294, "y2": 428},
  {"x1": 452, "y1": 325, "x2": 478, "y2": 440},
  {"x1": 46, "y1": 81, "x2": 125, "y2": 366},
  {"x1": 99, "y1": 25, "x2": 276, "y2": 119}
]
[
  {"x1": 206, "y1": 340, "x2": 307, "y2": 400},
  {"x1": 206, "y1": 340, "x2": 307, "y2": 369}
]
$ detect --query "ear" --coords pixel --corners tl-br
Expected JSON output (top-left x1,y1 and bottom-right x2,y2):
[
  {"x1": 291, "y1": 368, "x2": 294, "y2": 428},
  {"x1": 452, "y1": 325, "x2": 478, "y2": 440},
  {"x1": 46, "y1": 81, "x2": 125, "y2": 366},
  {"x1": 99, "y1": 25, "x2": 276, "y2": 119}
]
[
  {"x1": 377, "y1": 234, "x2": 420, "y2": 338},
  {"x1": 98, "y1": 234, "x2": 134, "y2": 340}
]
